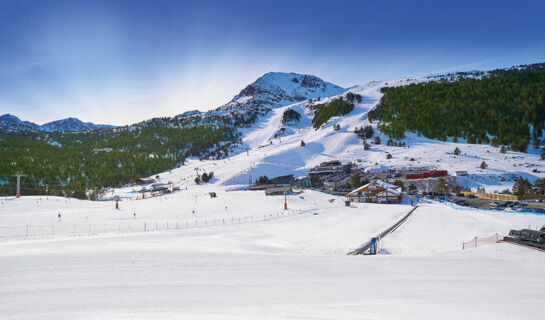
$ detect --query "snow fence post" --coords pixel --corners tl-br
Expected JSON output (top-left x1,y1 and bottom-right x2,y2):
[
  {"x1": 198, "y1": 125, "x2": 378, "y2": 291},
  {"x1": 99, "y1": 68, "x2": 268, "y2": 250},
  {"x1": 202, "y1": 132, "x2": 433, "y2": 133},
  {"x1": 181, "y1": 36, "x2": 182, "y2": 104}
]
[{"x1": 474, "y1": 236, "x2": 478, "y2": 247}]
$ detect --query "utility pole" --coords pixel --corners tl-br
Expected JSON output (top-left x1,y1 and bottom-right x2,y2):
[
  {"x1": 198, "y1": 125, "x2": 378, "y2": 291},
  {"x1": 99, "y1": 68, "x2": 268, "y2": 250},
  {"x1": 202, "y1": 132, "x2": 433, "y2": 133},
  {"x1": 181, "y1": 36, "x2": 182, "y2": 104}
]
[{"x1": 12, "y1": 171, "x2": 26, "y2": 198}]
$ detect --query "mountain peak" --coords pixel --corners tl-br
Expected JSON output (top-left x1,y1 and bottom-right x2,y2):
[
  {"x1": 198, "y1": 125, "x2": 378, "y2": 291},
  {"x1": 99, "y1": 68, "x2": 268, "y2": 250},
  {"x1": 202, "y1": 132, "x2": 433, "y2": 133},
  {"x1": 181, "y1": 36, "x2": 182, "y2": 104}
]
[
  {"x1": 41, "y1": 118, "x2": 115, "y2": 132},
  {"x1": 0, "y1": 113, "x2": 41, "y2": 130},
  {"x1": 0, "y1": 114, "x2": 116, "y2": 133},
  {"x1": 219, "y1": 72, "x2": 345, "y2": 118},
  {"x1": 235, "y1": 72, "x2": 343, "y2": 99}
]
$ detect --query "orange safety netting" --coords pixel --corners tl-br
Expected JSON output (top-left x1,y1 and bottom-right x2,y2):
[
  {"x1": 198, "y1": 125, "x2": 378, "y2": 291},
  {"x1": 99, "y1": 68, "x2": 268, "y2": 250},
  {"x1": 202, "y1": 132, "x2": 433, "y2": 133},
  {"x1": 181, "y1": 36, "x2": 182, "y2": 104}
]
[{"x1": 462, "y1": 233, "x2": 503, "y2": 249}]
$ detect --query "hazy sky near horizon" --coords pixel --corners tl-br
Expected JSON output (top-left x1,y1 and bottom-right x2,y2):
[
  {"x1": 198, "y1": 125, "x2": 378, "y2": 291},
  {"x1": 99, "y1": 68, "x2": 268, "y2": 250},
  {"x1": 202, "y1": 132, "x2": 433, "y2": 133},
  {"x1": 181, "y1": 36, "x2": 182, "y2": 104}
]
[{"x1": 1, "y1": 0, "x2": 545, "y2": 125}]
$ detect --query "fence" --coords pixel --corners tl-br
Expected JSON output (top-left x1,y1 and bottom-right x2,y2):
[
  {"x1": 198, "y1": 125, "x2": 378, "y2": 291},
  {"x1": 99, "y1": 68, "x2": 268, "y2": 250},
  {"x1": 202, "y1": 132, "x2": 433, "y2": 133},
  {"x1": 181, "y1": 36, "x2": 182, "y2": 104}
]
[
  {"x1": 462, "y1": 233, "x2": 503, "y2": 250},
  {"x1": 0, "y1": 206, "x2": 333, "y2": 241},
  {"x1": 461, "y1": 191, "x2": 544, "y2": 201}
]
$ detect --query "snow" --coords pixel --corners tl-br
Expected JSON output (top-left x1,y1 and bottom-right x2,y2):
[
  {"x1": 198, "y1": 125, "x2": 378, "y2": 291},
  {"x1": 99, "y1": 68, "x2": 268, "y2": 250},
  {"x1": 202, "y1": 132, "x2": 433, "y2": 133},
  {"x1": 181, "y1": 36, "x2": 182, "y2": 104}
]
[
  {"x1": 1, "y1": 193, "x2": 545, "y2": 319},
  {"x1": 123, "y1": 76, "x2": 545, "y2": 196},
  {"x1": 3, "y1": 70, "x2": 545, "y2": 318},
  {"x1": 384, "y1": 203, "x2": 545, "y2": 255}
]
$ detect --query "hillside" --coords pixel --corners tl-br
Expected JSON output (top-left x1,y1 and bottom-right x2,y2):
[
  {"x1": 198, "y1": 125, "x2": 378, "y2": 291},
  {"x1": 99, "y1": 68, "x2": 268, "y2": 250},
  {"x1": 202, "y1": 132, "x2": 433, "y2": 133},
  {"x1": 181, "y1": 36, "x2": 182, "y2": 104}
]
[
  {"x1": 4, "y1": 65, "x2": 545, "y2": 197},
  {"x1": 0, "y1": 120, "x2": 238, "y2": 197},
  {"x1": 369, "y1": 63, "x2": 545, "y2": 152},
  {"x1": 211, "y1": 72, "x2": 345, "y2": 127},
  {"x1": 0, "y1": 72, "x2": 348, "y2": 195},
  {"x1": 104, "y1": 74, "x2": 544, "y2": 200}
]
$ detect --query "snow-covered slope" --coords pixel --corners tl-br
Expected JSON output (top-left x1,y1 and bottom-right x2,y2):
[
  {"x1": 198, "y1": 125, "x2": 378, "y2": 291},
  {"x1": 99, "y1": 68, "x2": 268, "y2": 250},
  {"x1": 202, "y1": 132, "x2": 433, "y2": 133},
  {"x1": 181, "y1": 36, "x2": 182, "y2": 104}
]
[
  {"x1": 202, "y1": 72, "x2": 346, "y2": 126},
  {"x1": 114, "y1": 74, "x2": 545, "y2": 195},
  {"x1": 218, "y1": 72, "x2": 345, "y2": 112},
  {"x1": 2, "y1": 189, "x2": 545, "y2": 319}
]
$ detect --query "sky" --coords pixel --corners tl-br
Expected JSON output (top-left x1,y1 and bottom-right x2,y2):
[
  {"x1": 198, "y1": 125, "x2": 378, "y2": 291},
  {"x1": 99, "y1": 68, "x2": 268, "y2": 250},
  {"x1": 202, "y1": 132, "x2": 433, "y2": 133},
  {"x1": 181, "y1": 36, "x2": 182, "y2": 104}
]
[{"x1": 1, "y1": 0, "x2": 544, "y2": 126}]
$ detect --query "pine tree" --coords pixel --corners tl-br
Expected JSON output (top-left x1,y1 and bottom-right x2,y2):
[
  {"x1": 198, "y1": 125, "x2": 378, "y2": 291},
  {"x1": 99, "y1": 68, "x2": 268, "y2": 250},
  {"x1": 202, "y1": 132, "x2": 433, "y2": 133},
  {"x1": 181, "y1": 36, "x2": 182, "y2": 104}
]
[{"x1": 351, "y1": 174, "x2": 361, "y2": 189}]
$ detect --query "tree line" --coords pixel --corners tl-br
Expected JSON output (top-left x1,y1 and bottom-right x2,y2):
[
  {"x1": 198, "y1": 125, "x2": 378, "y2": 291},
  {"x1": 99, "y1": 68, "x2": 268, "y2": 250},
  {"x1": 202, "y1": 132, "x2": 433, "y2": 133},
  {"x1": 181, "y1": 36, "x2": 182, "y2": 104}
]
[
  {"x1": 0, "y1": 121, "x2": 238, "y2": 198},
  {"x1": 369, "y1": 63, "x2": 545, "y2": 152}
]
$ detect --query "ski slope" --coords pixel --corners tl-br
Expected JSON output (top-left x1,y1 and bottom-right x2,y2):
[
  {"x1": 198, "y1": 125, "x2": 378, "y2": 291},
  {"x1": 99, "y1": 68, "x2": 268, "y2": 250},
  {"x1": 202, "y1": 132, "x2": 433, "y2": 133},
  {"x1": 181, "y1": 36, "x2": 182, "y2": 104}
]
[
  {"x1": 1, "y1": 197, "x2": 545, "y2": 319},
  {"x1": 107, "y1": 75, "x2": 545, "y2": 201}
]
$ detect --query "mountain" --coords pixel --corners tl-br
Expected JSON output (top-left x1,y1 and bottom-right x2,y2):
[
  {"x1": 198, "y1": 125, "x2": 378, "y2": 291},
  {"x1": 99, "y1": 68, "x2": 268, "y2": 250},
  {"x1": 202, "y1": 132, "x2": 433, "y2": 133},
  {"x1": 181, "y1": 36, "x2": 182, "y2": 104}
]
[
  {"x1": 40, "y1": 118, "x2": 115, "y2": 132},
  {"x1": 212, "y1": 72, "x2": 345, "y2": 127},
  {"x1": 0, "y1": 114, "x2": 41, "y2": 133},
  {"x1": 3, "y1": 65, "x2": 545, "y2": 196},
  {"x1": 0, "y1": 114, "x2": 116, "y2": 133}
]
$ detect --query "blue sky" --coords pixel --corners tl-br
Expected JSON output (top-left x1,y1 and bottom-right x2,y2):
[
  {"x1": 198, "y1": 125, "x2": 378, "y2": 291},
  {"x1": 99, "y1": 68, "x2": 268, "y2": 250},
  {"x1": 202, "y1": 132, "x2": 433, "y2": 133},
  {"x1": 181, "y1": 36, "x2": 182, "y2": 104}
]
[{"x1": 1, "y1": 0, "x2": 544, "y2": 125}]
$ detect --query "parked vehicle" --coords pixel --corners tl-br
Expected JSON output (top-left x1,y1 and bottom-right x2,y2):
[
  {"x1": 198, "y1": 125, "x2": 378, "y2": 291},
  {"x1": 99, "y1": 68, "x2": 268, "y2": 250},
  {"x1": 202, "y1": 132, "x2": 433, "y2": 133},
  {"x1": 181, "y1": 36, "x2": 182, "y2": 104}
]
[{"x1": 504, "y1": 225, "x2": 545, "y2": 250}]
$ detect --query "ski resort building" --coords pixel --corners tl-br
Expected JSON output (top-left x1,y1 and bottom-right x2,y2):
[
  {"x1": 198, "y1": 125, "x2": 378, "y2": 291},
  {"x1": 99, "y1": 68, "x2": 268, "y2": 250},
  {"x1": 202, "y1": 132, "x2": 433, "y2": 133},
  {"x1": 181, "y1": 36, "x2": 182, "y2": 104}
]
[
  {"x1": 265, "y1": 186, "x2": 291, "y2": 196},
  {"x1": 346, "y1": 180, "x2": 402, "y2": 204}
]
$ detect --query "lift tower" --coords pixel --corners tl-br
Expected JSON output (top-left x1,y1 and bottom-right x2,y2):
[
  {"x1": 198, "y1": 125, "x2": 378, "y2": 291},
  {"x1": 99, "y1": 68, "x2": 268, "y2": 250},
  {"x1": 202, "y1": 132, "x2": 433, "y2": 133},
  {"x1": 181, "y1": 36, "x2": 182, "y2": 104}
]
[{"x1": 12, "y1": 171, "x2": 26, "y2": 198}]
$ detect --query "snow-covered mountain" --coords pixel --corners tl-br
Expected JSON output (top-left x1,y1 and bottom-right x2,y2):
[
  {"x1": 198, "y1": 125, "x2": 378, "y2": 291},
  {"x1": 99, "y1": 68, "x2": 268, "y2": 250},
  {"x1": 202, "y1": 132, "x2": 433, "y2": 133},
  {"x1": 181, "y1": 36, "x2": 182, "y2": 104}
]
[
  {"x1": 219, "y1": 72, "x2": 345, "y2": 112},
  {"x1": 210, "y1": 72, "x2": 345, "y2": 126},
  {"x1": 0, "y1": 114, "x2": 41, "y2": 132},
  {"x1": 0, "y1": 114, "x2": 115, "y2": 133},
  {"x1": 106, "y1": 73, "x2": 544, "y2": 196},
  {"x1": 40, "y1": 117, "x2": 115, "y2": 132}
]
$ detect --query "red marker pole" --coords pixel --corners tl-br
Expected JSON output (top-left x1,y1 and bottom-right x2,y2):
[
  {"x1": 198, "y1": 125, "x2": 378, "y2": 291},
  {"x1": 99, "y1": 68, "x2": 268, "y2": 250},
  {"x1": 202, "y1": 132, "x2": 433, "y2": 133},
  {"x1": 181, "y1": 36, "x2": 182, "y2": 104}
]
[{"x1": 116, "y1": 201, "x2": 119, "y2": 209}]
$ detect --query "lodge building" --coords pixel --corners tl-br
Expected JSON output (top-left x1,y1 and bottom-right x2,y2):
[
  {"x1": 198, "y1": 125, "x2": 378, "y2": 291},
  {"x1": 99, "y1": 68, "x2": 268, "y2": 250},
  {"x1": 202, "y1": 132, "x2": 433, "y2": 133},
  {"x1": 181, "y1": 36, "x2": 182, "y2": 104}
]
[{"x1": 346, "y1": 180, "x2": 402, "y2": 204}]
